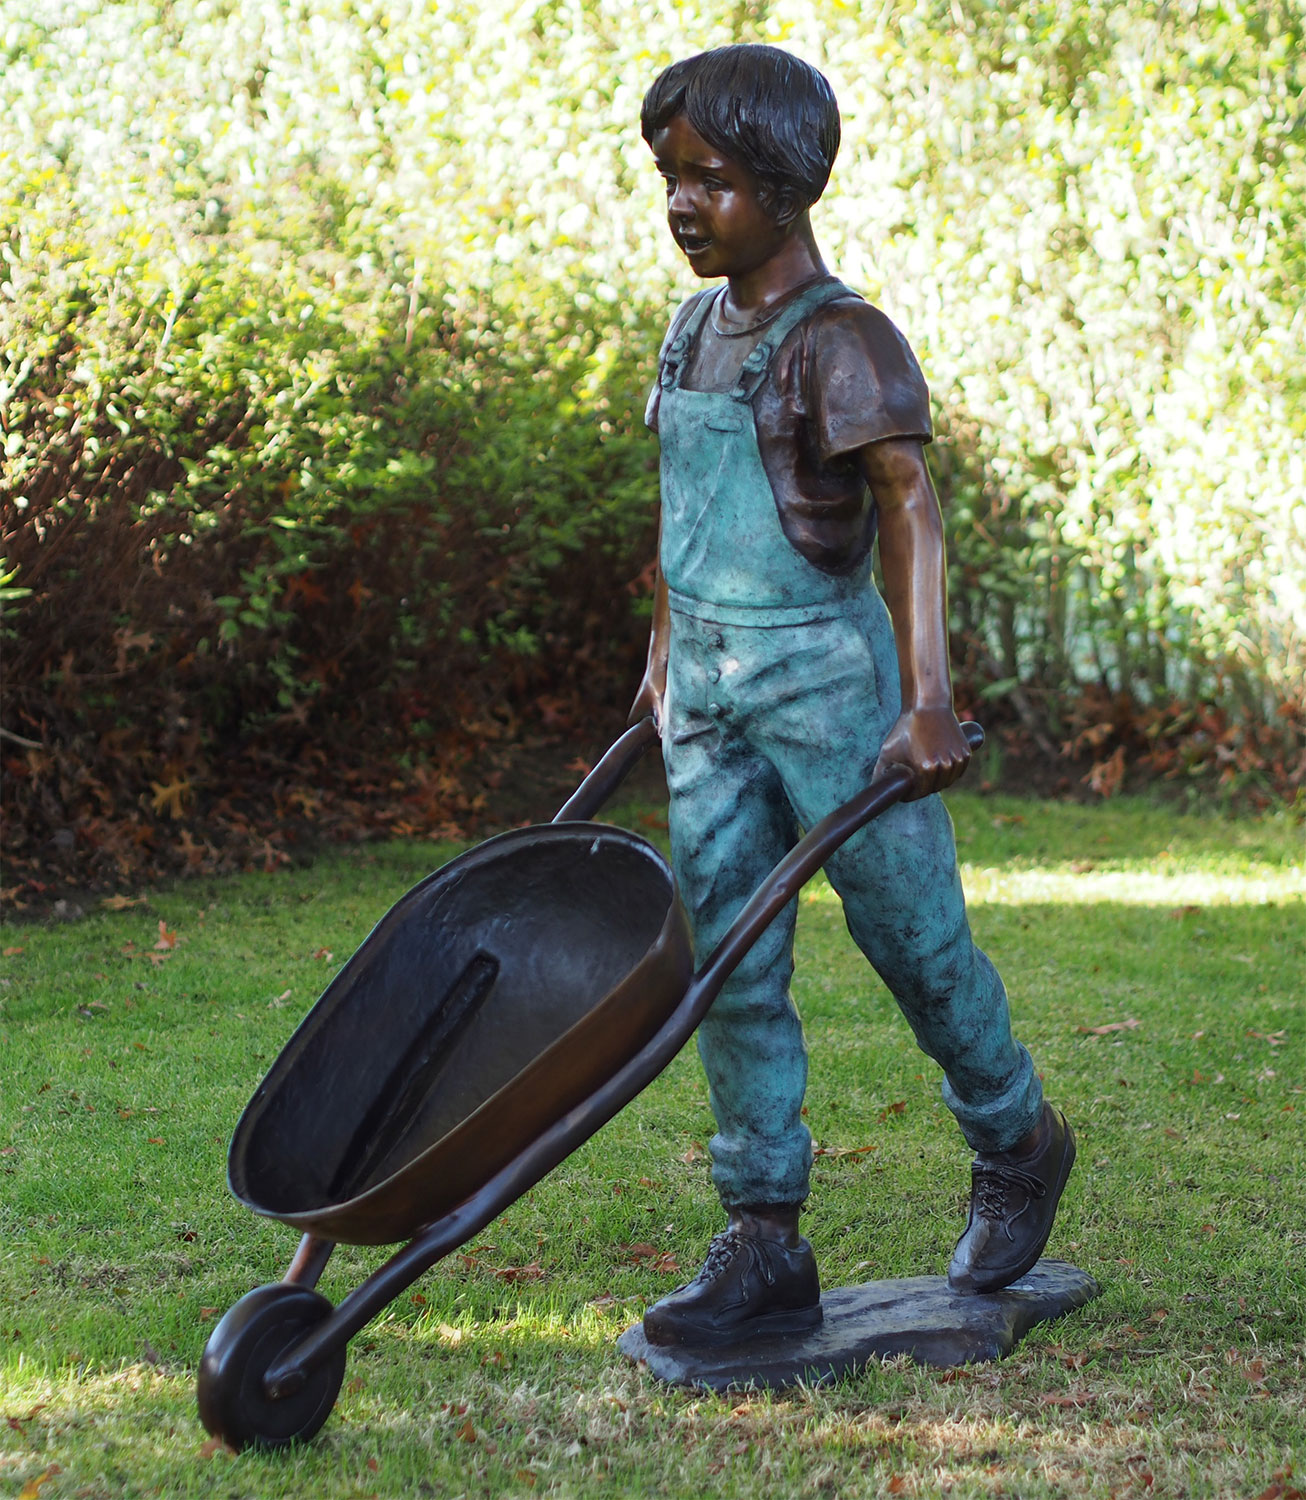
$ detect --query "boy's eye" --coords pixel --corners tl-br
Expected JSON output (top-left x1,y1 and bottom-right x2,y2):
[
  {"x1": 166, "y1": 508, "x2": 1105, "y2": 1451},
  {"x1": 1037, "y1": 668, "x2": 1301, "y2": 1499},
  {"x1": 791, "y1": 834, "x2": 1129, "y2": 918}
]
[{"x1": 703, "y1": 177, "x2": 728, "y2": 192}]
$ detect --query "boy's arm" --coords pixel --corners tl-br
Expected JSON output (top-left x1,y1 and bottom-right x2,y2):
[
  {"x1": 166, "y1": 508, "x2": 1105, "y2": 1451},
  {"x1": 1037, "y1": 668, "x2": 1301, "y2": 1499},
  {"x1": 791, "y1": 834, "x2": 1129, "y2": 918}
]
[
  {"x1": 857, "y1": 436, "x2": 971, "y2": 799},
  {"x1": 628, "y1": 524, "x2": 670, "y2": 732}
]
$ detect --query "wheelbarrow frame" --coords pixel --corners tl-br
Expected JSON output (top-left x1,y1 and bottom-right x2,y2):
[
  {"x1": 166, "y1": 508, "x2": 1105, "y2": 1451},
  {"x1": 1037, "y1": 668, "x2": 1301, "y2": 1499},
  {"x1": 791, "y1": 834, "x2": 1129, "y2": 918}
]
[{"x1": 198, "y1": 718, "x2": 983, "y2": 1447}]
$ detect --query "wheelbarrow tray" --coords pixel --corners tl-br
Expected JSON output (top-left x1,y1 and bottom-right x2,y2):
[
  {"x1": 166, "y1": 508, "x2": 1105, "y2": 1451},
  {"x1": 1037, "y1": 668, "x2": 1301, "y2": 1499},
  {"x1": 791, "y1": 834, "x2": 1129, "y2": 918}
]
[{"x1": 227, "y1": 820, "x2": 692, "y2": 1246}]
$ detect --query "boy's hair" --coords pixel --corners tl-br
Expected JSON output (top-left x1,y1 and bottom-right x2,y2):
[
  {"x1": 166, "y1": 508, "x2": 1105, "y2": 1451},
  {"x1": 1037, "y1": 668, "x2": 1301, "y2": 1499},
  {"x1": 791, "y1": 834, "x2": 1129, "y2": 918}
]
[{"x1": 641, "y1": 44, "x2": 840, "y2": 223}]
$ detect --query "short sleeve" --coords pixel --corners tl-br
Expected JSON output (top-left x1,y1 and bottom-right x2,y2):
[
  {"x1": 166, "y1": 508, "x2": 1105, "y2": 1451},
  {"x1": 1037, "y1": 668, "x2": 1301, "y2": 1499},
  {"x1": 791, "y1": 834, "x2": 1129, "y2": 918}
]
[
  {"x1": 645, "y1": 291, "x2": 712, "y2": 433},
  {"x1": 799, "y1": 301, "x2": 932, "y2": 461}
]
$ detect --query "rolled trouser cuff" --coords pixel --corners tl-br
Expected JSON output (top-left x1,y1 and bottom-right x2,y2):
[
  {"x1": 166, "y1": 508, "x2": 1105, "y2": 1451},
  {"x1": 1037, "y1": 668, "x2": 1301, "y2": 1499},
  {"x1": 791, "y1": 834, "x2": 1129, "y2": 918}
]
[
  {"x1": 708, "y1": 1126, "x2": 813, "y2": 1210},
  {"x1": 942, "y1": 1042, "x2": 1044, "y2": 1154}
]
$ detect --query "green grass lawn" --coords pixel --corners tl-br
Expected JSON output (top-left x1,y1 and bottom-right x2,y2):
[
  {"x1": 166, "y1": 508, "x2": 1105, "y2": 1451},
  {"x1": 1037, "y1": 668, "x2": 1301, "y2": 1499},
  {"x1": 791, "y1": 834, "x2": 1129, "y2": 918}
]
[{"x1": 1, "y1": 789, "x2": 1302, "y2": 1499}]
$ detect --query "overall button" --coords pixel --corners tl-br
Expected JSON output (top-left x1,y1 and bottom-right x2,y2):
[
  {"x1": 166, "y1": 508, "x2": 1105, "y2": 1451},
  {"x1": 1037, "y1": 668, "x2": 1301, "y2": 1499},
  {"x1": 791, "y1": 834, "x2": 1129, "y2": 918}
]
[
  {"x1": 708, "y1": 667, "x2": 721, "y2": 684},
  {"x1": 709, "y1": 632, "x2": 725, "y2": 649},
  {"x1": 708, "y1": 701, "x2": 722, "y2": 717}
]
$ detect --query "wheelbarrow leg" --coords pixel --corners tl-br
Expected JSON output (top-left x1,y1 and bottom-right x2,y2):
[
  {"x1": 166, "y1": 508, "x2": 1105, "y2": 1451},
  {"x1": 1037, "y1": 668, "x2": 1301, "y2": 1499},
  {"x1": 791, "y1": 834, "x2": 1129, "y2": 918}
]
[{"x1": 284, "y1": 1233, "x2": 335, "y2": 1290}]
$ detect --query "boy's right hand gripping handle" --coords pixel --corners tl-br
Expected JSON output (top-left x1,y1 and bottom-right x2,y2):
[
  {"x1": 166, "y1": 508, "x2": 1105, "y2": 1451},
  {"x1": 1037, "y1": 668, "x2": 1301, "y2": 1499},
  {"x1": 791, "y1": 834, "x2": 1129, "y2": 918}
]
[{"x1": 692, "y1": 721, "x2": 984, "y2": 1004}]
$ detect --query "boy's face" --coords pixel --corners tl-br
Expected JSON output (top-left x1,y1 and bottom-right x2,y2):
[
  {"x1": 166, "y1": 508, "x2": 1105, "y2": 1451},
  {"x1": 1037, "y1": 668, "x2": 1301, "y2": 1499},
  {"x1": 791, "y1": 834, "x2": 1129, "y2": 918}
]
[{"x1": 651, "y1": 114, "x2": 788, "y2": 282}]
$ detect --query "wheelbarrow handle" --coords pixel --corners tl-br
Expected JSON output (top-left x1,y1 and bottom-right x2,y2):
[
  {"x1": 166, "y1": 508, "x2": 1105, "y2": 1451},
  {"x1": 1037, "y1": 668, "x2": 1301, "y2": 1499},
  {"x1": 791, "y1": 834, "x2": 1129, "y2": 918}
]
[
  {"x1": 552, "y1": 716, "x2": 660, "y2": 824},
  {"x1": 692, "y1": 720, "x2": 986, "y2": 1008}
]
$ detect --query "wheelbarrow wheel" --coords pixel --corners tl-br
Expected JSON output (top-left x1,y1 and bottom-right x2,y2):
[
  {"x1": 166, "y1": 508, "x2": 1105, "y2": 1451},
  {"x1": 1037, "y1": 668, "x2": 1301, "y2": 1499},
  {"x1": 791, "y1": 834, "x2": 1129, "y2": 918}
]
[{"x1": 197, "y1": 1283, "x2": 345, "y2": 1451}]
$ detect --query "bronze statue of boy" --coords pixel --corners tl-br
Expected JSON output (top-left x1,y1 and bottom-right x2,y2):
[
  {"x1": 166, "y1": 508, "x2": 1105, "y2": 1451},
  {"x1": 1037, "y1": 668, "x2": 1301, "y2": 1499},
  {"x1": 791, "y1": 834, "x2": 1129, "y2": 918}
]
[{"x1": 629, "y1": 44, "x2": 1075, "y2": 1348}]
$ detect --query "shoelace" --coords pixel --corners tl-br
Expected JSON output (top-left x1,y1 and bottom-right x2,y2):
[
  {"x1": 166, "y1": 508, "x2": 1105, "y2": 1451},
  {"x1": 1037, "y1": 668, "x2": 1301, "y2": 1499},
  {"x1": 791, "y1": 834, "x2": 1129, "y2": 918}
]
[
  {"x1": 695, "y1": 1232, "x2": 777, "y2": 1287},
  {"x1": 972, "y1": 1160, "x2": 1047, "y2": 1222}
]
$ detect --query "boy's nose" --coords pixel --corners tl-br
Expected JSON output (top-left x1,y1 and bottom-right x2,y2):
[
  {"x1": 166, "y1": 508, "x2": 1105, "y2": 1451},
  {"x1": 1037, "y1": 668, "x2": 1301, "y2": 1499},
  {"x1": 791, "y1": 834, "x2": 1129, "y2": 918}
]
[{"x1": 667, "y1": 181, "x2": 695, "y2": 218}]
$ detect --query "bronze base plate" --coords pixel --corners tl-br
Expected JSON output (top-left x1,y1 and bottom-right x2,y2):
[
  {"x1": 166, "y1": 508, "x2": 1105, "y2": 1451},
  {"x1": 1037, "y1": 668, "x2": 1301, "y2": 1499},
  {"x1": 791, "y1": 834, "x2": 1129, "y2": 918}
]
[{"x1": 618, "y1": 1259, "x2": 1099, "y2": 1392}]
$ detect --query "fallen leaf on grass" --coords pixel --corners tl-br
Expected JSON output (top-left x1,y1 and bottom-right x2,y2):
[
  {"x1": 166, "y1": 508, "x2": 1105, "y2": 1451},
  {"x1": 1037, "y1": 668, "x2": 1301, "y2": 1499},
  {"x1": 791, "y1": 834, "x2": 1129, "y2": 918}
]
[
  {"x1": 1039, "y1": 1391, "x2": 1094, "y2": 1408},
  {"x1": 621, "y1": 1243, "x2": 680, "y2": 1274},
  {"x1": 101, "y1": 895, "x2": 146, "y2": 911},
  {"x1": 886, "y1": 1477, "x2": 910, "y2": 1495},
  {"x1": 515, "y1": 1470, "x2": 538, "y2": 1488},
  {"x1": 18, "y1": 1465, "x2": 62, "y2": 1497},
  {"x1": 313, "y1": 947, "x2": 334, "y2": 961},
  {"x1": 1248, "y1": 1029, "x2": 1287, "y2": 1046},
  {"x1": 681, "y1": 1142, "x2": 705, "y2": 1163},
  {"x1": 154, "y1": 920, "x2": 178, "y2": 951},
  {"x1": 3, "y1": 946, "x2": 24, "y2": 956},
  {"x1": 456, "y1": 1417, "x2": 477, "y2": 1442},
  {"x1": 147, "y1": 1137, "x2": 165, "y2": 1145},
  {"x1": 198, "y1": 1438, "x2": 235, "y2": 1459},
  {"x1": 814, "y1": 1142, "x2": 878, "y2": 1159},
  {"x1": 877, "y1": 1100, "x2": 907, "y2": 1121},
  {"x1": 1076, "y1": 1018, "x2": 1141, "y2": 1035},
  {"x1": 493, "y1": 1262, "x2": 544, "y2": 1283}
]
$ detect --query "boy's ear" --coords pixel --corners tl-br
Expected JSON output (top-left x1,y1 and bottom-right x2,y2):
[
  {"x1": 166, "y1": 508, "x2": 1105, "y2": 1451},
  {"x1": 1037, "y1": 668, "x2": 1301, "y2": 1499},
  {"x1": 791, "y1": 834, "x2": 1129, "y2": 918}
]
[{"x1": 767, "y1": 185, "x2": 806, "y2": 229}]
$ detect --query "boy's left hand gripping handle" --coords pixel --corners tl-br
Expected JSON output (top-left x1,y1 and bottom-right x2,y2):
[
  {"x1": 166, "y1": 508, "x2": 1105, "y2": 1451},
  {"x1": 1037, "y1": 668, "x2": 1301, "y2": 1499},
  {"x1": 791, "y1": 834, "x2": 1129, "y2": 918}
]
[{"x1": 552, "y1": 717, "x2": 660, "y2": 824}]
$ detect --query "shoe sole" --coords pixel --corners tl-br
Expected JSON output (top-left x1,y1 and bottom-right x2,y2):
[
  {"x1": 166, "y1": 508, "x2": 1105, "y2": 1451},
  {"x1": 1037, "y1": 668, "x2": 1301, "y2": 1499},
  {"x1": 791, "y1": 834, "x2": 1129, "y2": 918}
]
[
  {"x1": 949, "y1": 1114, "x2": 1078, "y2": 1296},
  {"x1": 644, "y1": 1301, "x2": 824, "y2": 1350}
]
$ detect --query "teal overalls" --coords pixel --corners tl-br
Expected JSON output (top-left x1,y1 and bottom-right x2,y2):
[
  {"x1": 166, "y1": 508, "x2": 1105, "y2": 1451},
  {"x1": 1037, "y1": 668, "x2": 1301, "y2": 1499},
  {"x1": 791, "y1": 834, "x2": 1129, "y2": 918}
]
[{"x1": 657, "y1": 279, "x2": 1043, "y2": 1209}]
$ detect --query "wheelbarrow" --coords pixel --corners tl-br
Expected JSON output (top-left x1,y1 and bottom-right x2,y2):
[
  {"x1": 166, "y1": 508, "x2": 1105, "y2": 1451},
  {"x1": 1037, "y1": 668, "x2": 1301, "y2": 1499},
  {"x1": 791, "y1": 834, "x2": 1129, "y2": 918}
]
[{"x1": 197, "y1": 717, "x2": 984, "y2": 1449}]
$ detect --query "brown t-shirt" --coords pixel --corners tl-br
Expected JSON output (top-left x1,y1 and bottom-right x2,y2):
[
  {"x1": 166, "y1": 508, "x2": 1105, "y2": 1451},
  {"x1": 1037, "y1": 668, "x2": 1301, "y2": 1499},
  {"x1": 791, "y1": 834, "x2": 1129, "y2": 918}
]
[{"x1": 646, "y1": 281, "x2": 932, "y2": 574}]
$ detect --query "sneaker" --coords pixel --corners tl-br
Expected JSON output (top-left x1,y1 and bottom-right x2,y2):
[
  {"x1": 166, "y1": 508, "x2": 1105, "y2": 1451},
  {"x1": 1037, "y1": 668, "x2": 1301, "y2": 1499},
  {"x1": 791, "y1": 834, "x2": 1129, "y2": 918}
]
[
  {"x1": 643, "y1": 1221, "x2": 822, "y2": 1348},
  {"x1": 948, "y1": 1103, "x2": 1076, "y2": 1295}
]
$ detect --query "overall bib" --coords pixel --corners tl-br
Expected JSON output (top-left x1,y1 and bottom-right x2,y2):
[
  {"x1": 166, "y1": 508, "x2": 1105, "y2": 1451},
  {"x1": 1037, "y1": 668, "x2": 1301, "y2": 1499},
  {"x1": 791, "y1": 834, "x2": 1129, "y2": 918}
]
[{"x1": 657, "y1": 281, "x2": 1042, "y2": 1209}]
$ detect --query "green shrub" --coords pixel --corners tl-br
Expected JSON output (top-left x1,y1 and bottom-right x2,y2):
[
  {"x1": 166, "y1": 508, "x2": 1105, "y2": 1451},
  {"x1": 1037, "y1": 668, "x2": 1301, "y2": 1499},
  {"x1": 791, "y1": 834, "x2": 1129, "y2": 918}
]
[{"x1": 3, "y1": 0, "x2": 1303, "y2": 883}]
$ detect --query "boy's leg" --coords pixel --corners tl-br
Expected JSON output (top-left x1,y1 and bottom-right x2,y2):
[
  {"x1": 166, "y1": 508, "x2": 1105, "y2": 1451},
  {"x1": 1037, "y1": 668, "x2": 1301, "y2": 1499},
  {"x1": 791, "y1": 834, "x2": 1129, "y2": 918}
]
[
  {"x1": 748, "y1": 601, "x2": 1073, "y2": 1290},
  {"x1": 644, "y1": 616, "x2": 822, "y2": 1346},
  {"x1": 663, "y1": 689, "x2": 811, "y2": 1209},
  {"x1": 746, "y1": 601, "x2": 1043, "y2": 1152},
  {"x1": 820, "y1": 796, "x2": 1043, "y2": 1151}
]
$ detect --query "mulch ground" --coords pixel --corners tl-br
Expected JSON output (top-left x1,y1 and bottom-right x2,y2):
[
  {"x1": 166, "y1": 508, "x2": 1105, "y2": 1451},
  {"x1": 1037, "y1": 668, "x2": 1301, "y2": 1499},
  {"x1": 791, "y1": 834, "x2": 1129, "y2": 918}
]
[{"x1": 2, "y1": 703, "x2": 1299, "y2": 923}]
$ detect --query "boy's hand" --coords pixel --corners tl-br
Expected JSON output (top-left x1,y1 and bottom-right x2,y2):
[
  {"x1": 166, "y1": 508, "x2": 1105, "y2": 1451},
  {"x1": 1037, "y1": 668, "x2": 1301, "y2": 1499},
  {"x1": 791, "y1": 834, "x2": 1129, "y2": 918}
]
[
  {"x1": 873, "y1": 705, "x2": 971, "y2": 800},
  {"x1": 627, "y1": 667, "x2": 666, "y2": 734},
  {"x1": 630, "y1": 551, "x2": 670, "y2": 735}
]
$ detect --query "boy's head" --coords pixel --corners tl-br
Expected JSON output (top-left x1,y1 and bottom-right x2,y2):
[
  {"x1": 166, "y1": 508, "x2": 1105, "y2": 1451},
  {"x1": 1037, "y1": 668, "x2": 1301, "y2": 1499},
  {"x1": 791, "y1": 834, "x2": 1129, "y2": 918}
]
[{"x1": 641, "y1": 44, "x2": 840, "y2": 225}]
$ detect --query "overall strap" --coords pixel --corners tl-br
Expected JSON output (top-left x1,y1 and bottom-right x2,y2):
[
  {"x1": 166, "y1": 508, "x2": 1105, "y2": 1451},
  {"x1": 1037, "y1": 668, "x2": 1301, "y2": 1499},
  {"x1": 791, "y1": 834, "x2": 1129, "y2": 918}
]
[
  {"x1": 730, "y1": 277, "x2": 854, "y2": 401},
  {"x1": 658, "y1": 292, "x2": 716, "y2": 391}
]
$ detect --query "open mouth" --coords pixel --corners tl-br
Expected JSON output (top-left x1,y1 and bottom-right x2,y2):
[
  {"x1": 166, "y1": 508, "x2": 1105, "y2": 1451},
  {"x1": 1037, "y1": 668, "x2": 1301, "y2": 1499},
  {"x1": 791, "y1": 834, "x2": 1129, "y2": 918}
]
[{"x1": 677, "y1": 234, "x2": 711, "y2": 256}]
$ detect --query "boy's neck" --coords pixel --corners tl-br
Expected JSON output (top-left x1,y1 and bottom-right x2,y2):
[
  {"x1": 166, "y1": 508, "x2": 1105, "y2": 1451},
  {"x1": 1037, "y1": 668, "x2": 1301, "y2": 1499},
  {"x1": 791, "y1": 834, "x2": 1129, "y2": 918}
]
[{"x1": 722, "y1": 215, "x2": 828, "y2": 322}]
